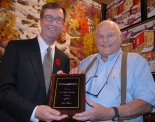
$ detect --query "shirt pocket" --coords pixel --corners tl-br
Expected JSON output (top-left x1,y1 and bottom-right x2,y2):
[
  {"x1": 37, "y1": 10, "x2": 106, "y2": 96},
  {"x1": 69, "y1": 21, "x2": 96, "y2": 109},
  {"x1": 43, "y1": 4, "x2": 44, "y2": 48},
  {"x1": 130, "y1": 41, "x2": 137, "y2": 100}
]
[{"x1": 113, "y1": 73, "x2": 134, "y2": 104}]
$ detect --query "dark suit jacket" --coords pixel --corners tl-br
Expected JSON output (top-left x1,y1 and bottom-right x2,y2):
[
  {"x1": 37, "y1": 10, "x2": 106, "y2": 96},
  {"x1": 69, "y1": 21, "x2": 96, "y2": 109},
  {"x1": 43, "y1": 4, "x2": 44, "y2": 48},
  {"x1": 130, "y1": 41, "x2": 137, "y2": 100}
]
[{"x1": 0, "y1": 37, "x2": 70, "y2": 122}]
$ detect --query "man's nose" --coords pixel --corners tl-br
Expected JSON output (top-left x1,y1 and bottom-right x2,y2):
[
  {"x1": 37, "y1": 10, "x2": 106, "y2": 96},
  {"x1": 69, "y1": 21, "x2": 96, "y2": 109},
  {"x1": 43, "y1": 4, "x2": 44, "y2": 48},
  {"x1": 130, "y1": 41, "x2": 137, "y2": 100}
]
[{"x1": 102, "y1": 36, "x2": 108, "y2": 42}]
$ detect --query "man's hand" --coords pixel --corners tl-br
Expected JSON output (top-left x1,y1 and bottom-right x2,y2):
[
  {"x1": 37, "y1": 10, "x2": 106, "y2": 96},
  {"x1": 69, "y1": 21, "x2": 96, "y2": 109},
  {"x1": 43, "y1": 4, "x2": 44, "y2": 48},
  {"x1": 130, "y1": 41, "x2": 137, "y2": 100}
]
[
  {"x1": 57, "y1": 68, "x2": 84, "y2": 74},
  {"x1": 35, "y1": 105, "x2": 68, "y2": 122},
  {"x1": 57, "y1": 70, "x2": 65, "y2": 74},
  {"x1": 69, "y1": 67, "x2": 84, "y2": 74},
  {"x1": 73, "y1": 98, "x2": 114, "y2": 121}
]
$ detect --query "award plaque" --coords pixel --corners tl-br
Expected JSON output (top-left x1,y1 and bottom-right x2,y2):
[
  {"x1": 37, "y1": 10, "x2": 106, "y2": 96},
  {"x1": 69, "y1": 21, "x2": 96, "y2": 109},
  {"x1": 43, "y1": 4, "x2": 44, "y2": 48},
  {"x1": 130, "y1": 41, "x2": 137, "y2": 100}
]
[{"x1": 48, "y1": 74, "x2": 85, "y2": 116}]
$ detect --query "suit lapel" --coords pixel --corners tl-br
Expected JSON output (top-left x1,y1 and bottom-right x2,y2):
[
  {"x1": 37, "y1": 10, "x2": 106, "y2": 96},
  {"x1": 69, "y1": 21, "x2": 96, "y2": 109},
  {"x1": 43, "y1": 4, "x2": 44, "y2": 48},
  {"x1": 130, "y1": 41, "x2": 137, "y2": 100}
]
[
  {"x1": 52, "y1": 47, "x2": 62, "y2": 74},
  {"x1": 27, "y1": 37, "x2": 46, "y2": 94}
]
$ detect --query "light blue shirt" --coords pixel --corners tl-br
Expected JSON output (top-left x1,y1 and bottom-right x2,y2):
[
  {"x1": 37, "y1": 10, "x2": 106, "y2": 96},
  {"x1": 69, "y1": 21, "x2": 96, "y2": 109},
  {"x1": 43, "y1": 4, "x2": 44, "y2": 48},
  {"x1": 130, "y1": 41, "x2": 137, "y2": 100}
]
[{"x1": 78, "y1": 48, "x2": 155, "y2": 122}]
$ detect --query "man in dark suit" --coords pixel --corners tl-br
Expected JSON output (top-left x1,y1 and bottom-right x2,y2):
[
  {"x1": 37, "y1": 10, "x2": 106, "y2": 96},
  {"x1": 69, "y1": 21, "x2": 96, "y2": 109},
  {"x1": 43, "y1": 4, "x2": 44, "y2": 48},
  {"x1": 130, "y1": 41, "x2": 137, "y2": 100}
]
[{"x1": 0, "y1": 2, "x2": 70, "y2": 122}]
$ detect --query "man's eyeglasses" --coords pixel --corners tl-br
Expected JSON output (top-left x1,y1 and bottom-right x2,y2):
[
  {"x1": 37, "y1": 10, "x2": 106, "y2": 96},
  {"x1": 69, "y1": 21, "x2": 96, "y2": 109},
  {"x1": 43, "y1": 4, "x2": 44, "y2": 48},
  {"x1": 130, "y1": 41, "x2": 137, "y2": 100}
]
[
  {"x1": 42, "y1": 15, "x2": 64, "y2": 24},
  {"x1": 86, "y1": 75, "x2": 107, "y2": 98},
  {"x1": 85, "y1": 52, "x2": 122, "y2": 98}
]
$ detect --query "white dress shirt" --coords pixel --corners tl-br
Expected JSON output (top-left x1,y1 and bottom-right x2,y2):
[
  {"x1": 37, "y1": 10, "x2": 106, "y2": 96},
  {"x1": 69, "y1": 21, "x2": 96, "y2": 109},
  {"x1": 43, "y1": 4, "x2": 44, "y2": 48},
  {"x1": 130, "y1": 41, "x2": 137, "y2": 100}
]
[{"x1": 30, "y1": 35, "x2": 56, "y2": 122}]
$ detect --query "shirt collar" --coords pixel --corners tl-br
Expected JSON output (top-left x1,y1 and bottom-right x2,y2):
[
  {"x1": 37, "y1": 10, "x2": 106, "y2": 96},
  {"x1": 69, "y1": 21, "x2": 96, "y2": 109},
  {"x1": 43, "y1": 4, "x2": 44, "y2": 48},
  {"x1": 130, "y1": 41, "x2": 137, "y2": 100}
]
[
  {"x1": 97, "y1": 48, "x2": 123, "y2": 62},
  {"x1": 37, "y1": 35, "x2": 56, "y2": 54}
]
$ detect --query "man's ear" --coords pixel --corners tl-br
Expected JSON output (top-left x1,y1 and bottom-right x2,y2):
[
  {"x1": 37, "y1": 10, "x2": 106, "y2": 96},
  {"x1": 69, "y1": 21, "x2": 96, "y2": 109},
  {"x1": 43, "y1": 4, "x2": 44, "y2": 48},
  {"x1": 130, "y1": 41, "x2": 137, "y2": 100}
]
[
  {"x1": 120, "y1": 33, "x2": 123, "y2": 43},
  {"x1": 61, "y1": 22, "x2": 65, "y2": 28},
  {"x1": 39, "y1": 18, "x2": 42, "y2": 27}
]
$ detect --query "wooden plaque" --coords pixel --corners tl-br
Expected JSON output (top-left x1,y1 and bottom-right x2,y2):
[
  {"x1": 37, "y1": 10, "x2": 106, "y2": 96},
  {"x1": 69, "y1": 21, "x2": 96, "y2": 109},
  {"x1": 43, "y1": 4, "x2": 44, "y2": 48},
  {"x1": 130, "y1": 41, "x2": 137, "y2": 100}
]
[{"x1": 48, "y1": 74, "x2": 85, "y2": 115}]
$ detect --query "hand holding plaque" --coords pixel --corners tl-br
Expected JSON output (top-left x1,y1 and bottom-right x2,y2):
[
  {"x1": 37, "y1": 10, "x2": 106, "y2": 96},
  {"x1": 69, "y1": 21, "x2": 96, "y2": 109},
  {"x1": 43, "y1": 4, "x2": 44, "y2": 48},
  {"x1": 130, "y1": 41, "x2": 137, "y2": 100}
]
[{"x1": 48, "y1": 74, "x2": 85, "y2": 117}]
